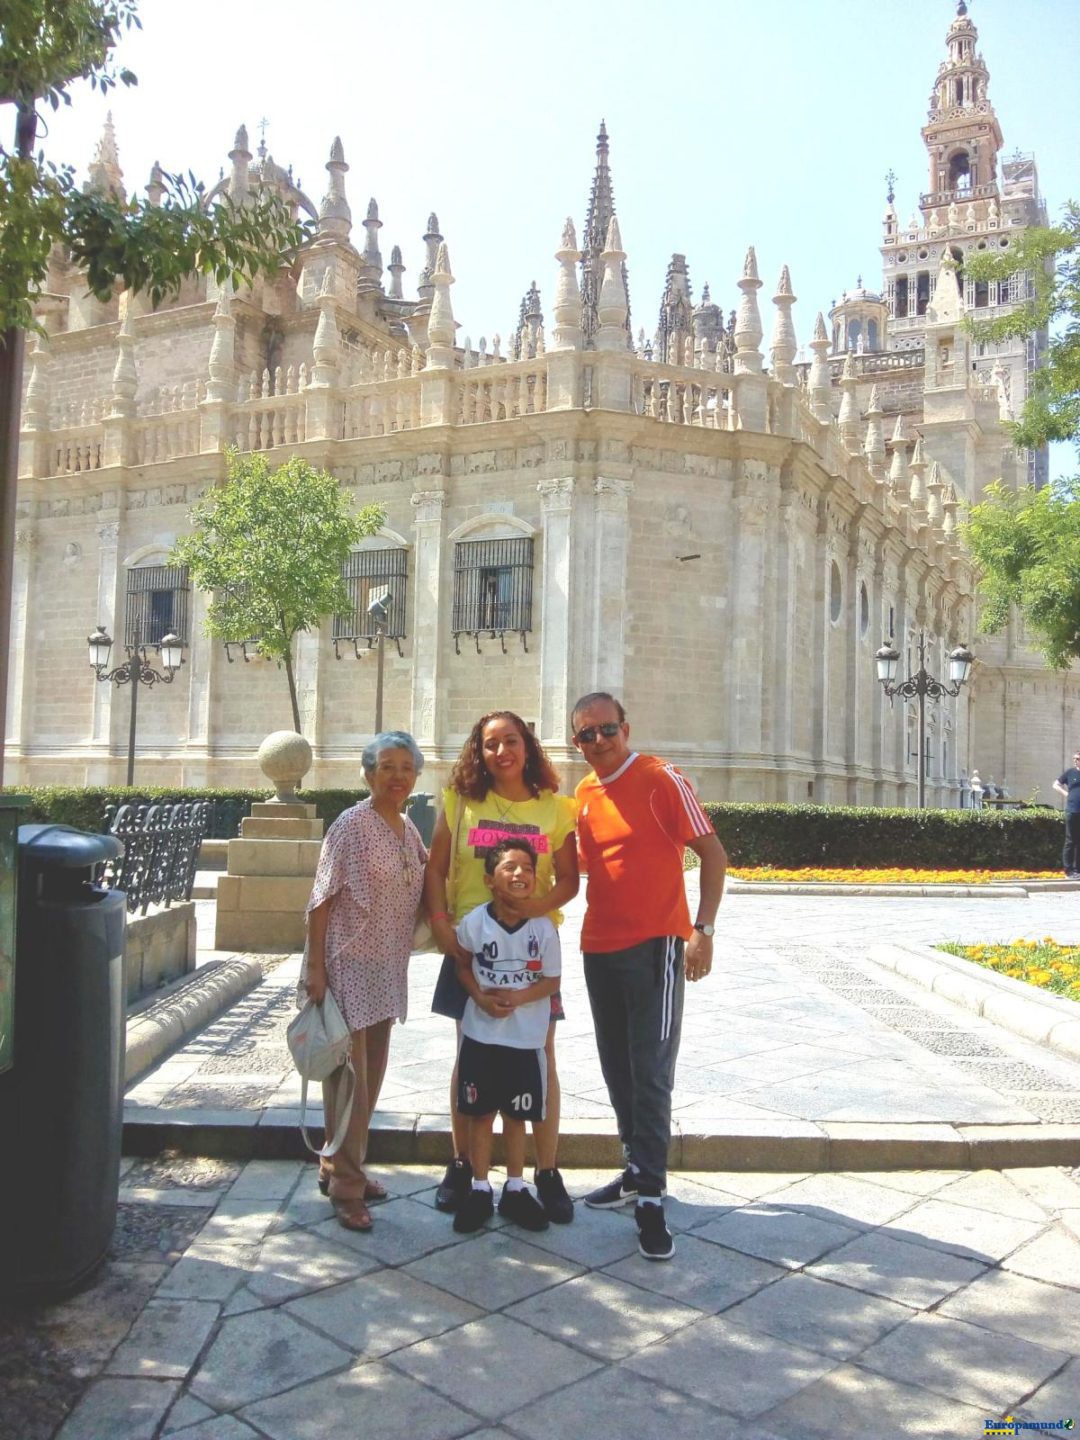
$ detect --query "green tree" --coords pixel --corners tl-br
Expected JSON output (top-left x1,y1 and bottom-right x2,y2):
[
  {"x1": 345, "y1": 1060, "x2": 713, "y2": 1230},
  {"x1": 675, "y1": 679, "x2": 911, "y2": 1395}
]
[
  {"x1": 961, "y1": 205, "x2": 1080, "y2": 669},
  {"x1": 0, "y1": 0, "x2": 307, "y2": 332},
  {"x1": 172, "y1": 453, "x2": 384, "y2": 733},
  {"x1": 964, "y1": 203, "x2": 1080, "y2": 453}
]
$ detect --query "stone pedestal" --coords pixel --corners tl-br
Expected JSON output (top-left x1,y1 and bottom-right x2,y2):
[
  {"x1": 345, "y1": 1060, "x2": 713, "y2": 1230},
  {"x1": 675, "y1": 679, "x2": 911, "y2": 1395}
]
[{"x1": 214, "y1": 802, "x2": 323, "y2": 951}]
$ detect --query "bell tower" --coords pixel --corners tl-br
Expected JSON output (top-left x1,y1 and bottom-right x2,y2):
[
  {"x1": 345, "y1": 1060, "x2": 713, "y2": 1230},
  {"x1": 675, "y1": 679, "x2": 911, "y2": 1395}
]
[{"x1": 921, "y1": 0, "x2": 1002, "y2": 214}]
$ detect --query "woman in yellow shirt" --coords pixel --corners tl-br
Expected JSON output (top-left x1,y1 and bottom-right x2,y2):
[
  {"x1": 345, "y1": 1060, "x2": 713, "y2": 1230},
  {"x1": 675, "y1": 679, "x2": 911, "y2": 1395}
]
[{"x1": 424, "y1": 710, "x2": 578, "y2": 1223}]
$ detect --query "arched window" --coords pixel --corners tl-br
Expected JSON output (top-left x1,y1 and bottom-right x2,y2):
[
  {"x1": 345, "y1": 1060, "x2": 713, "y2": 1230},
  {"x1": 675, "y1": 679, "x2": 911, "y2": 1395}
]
[
  {"x1": 949, "y1": 151, "x2": 972, "y2": 193},
  {"x1": 916, "y1": 271, "x2": 931, "y2": 316},
  {"x1": 894, "y1": 276, "x2": 909, "y2": 317},
  {"x1": 124, "y1": 559, "x2": 190, "y2": 649}
]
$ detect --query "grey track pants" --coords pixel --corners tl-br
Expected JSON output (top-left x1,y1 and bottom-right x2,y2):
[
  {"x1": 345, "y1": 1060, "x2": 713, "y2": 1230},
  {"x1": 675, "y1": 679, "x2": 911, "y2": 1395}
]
[{"x1": 583, "y1": 936, "x2": 685, "y2": 1192}]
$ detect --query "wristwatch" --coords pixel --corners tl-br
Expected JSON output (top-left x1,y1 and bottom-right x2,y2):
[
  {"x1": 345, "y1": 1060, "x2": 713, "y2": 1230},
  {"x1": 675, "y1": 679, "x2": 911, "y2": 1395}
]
[{"x1": 692, "y1": 921, "x2": 715, "y2": 937}]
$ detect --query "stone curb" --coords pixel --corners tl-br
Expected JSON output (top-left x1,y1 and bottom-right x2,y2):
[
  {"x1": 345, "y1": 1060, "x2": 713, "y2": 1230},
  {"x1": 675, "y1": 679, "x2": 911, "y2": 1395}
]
[
  {"x1": 868, "y1": 939, "x2": 1080, "y2": 1063},
  {"x1": 122, "y1": 1107, "x2": 1080, "y2": 1171},
  {"x1": 124, "y1": 957, "x2": 267, "y2": 1084},
  {"x1": 728, "y1": 881, "x2": 1032, "y2": 897}
]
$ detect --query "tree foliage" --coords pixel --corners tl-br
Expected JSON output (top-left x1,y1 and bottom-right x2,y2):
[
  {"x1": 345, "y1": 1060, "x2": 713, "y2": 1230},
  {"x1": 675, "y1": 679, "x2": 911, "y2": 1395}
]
[
  {"x1": 962, "y1": 479, "x2": 1080, "y2": 668},
  {"x1": 172, "y1": 453, "x2": 384, "y2": 732},
  {"x1": 965, "y1": 203, "x2": 1080, "y2": 453},
  {"x1": 0, "y1": 0, "x2": 308, "y2": 333}
]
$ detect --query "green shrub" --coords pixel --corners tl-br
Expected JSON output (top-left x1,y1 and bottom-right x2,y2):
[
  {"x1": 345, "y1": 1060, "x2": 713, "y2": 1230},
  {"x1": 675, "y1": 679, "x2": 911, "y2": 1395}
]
[{"x1": 700, "y1": 802, "x2": 1062, "y2": 871}]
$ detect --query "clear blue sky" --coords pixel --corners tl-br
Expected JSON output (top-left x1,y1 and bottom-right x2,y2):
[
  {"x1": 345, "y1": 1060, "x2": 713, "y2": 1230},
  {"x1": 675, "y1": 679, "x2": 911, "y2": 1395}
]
[{"x1": 43, "y1": 0, "x2": 1080, "y2": 463}]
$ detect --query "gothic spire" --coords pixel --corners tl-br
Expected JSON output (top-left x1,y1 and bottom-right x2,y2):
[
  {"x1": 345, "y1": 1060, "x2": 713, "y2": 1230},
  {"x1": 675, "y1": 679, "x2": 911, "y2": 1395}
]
[
  {"x1": 317, "y1": 136, "x2": 352, "y2": 242},
  {"x1": 87, "y1": 112, "x2": 126, "y2": 201},
  {"x1": 580, "y1": 121, "x2": 631, "y2": 349}
]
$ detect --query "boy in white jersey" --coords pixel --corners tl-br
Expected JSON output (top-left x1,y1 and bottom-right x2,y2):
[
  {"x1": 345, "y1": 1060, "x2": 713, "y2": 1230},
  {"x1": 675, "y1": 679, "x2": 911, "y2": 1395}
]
[{"x1": 452, "y1": 838, "x2": 562, "y2": 1234}]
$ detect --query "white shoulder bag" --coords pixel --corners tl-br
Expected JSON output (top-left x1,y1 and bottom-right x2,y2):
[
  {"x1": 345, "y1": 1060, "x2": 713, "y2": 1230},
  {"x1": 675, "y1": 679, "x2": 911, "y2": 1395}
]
[{"x1": 286, "y1": 985, "x2": 355, "y2": 1158}]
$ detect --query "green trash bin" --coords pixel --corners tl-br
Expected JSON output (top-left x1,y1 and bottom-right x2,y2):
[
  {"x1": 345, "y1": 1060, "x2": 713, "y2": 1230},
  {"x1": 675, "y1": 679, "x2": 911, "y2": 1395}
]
[{"x1": 0, "y1": 824, "x2": 126, "y2": 1296}]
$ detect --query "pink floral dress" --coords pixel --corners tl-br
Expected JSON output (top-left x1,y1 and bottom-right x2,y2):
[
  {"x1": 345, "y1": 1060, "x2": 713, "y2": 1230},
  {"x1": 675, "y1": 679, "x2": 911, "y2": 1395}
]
[{"x1": 304, "y1": 800, "x2": 427, "y2": 1031}]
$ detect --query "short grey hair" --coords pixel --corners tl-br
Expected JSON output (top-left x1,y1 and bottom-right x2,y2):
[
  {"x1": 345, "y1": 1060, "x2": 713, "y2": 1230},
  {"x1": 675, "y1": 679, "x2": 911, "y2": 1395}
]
[{"x1": 362, "y1": 730, "x2": 424, "y2": 776}]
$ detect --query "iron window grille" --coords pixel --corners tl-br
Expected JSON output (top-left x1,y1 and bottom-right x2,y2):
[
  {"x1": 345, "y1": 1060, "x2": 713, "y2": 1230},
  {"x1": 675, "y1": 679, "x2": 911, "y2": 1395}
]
[
  {"x1": 125, "y1": 564, "x2": 190, "y2": 650},
  {"x1": 452, "y1": 536, "x2": 534, "y2": 653},
  {"x1": 333, "y1": 546, "x2": 408, "y2": 657}
]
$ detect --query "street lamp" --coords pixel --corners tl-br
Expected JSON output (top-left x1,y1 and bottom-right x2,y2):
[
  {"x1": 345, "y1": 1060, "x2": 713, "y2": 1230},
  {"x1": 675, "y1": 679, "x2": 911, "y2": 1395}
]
[
  {"x1": 367, "y1": 589, "x2": 390, "y2": 734},
  {"x1": 875, "y1": 632, "x2": 974, "y2": 809},
  {"x1": 88, "y1": 625, "x2": 185, "y2": 785}
]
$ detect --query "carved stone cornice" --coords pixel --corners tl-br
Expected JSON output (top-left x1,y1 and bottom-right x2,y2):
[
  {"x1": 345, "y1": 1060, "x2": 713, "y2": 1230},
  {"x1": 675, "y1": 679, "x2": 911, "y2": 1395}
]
[
  {"x1": 410, "y1": 488, "x2": 446, "y2": 525},
  {"x1": 537, "y1": 477, "x2": 574, "y2": 513}
]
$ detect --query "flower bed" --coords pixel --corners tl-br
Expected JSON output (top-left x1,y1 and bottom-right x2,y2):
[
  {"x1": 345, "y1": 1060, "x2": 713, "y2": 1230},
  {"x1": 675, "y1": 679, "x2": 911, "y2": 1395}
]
[
  {"x1": 727, "y1": 866, "x2": 1060, "y2": 884},
  {"x1": 939, "y1": 939, "x2": 1080, "y2": 1001}
]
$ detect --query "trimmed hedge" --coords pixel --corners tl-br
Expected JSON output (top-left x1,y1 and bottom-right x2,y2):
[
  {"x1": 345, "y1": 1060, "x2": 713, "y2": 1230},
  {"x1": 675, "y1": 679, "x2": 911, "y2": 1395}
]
[
  {"x1": 3, "y1": 789, "x2": 1064, "y2": 868},
  {"x1": 701, "y1": 802, "x2": 1063, "y2": 871},
  {"x1": 2, "y1": 786, "x2": 371, "y2": 835}
]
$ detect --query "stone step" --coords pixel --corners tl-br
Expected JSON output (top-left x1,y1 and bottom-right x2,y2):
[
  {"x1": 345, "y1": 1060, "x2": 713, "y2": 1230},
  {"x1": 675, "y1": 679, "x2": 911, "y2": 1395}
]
[
  {"x1": 250, "y1": 801, "x2": 317, "y2": 820},
  {"x1": 214, "y1": 907, "x2": 307, "y2": 951}
]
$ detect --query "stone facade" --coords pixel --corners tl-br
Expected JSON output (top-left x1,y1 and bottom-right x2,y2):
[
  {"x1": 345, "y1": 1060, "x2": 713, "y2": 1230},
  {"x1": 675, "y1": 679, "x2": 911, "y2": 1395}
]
[{"x1": 8, "y1": 5, "x2": 1078, "y2": 806}]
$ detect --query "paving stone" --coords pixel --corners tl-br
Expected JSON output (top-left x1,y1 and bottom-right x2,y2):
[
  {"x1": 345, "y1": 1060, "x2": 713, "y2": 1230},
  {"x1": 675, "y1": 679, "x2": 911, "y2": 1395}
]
[
  {"x1": 847, "y1": 1169, "x2": 972, "y2": 1196},
  {"x1": 694, "y1": 1204, "x2": 860, "y2": 1268},
  {"x1": 163, "y1": 1393, "x2": 217, "y2": 1432},
  {"x1": 861, "y1": 1309, "x2": 1069, "y2": 1410},
  {"x1": 1002, "y1": 1224, "x2": 1080, "y2": 1288},
  {"x1": 933, "y1": 1169, "x2": 1051, "y2": 1221},
  {"x1": 759, "y1": 1361, "x2": 992, "y2": 1438},
  {"x1": 938, "y1": 1268, "x2": 1080, "y2": 1352},
  {"x1": 678, "y1": 1171, "x2": 810, "y2": 1201},
  {"x1": 623, "y1": 1312, "x2": 835, "y2": 1419},
  {"x1": 308, "y1": 1197, "x2": 472, "y2": 1266},
  {"x1": 882, "y1": 1197, "x2": 1046, "y2": 1262},
  {"x1": 155, "y1": 1251, "x2": 257, "y2": 1303},
  {"x1": 806, "y1": 1230, "x2": 989, "y2": 1308},
  {"x1": 1004, "y1": 1167, "x2": 1080, "y2": 1213},
  {"x1": 388, "y1": 1314, "x2": 600, "y2": 1419},
  {"x1": 763, "y1": 1172, "x2": 921, "y2": 1228},
  {"x1": 604, "y1": 1235, "x2": 784, "y2": 1313},
  {"x1": 227, "y1": 1160, "x2": 305, "y2": 1200},
  {"x1": 505, "y1": 1270, "x2": 700, "y2": 1360},
  {"x1": 240, "y1": 1359, "x2": 474, "y2": 1440},
  {"x1": 403, "y1": 1228, "x2": 583, "y2": 1309},
  {"x1": 169, "y1": 1419, "x2": 261, "y2": 1439},
  {"x1": 106, "y1": 1299, "x2": 219, "y2": 1379},
  {"x1": 189, "y1": 1309, "x2": 351, "y2": 1411},
  {"x1": 508, "y1": 1365, "x2": 743, "y2": 1440},
  {"x1": 225, "y1": 1226, "x2": 381, "y2": 1308},
  {"x1": 722, "y1": 1270, "x2": 911, "y2": 1360},
  {"x1": 1016, "y1": 1356, "x2": 1080, "y2": 1423},
  {"x1": 286, "y1": 1268, "x2": 481, "y2": 1358},
  {"x1": 499, "y1": 1202, "x2": 641, "y2": 1268},
  {"x1": 56, "y1": 1378, "x2": 180, "y2": 1440},
  {"x1": 192, "y1": 1199, "x2": 282, "y2": 1249},
  {"x1": 655, "y1": 1175, "x2": 739, "y2": 1231}
]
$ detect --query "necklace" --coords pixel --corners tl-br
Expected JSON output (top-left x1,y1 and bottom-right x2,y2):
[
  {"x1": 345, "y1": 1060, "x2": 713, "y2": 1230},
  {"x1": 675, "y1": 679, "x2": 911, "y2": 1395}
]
[{"x1": 489, "y1": 792, "x2": 519, "y2": 821}]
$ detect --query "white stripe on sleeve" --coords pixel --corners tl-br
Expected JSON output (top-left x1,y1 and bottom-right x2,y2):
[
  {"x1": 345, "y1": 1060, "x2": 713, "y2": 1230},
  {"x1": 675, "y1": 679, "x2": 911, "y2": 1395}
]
[{"x1": 663, "y1": 764, "x2": 713, "y2": 837}]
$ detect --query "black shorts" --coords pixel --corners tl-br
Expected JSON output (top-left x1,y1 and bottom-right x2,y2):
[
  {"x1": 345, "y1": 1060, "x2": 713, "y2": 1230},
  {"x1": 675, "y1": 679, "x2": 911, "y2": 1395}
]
[
  {"x1": 457, "y1": 1035, "x2": 547, "y2": 1120},
  {"x1": 432, "y1": 953, "x2": 564, "y2": 1025}
]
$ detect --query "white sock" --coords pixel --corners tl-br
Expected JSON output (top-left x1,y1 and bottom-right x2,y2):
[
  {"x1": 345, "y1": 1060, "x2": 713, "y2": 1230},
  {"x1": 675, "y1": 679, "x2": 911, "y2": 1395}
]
[
  {"x1": 472, "y1": 1179, "x2": 492, "y2": 1193},
  {"x1": 504, "y1": 1176, "x2": 525, "y2": 1192},
  {"x1": 638, "y1": 1194, "x2": 663, "y2": 1207}
]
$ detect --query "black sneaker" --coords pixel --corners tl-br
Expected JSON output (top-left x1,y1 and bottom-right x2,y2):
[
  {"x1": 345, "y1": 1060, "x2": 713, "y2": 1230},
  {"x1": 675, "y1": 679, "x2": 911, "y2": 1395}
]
[
  {"x1": 453, "y1": 1185, "x2": 494, "y2": 1233},
  {"x1": 497, "y1": 1184, "x2": 550, "y2": 1232},
  {"x1": 635, "y1": 1202, "x2": 674, "y2": 1261},
  {"x1": 584, "y1": 1168, "x2": 639, "y2": 1209},
  {"x1": 435, "y1": 1157, "x2": 473, "y2": 1213},
  {"x1": 535, "y1": 1168, "x2": 574, "y2": 1224}
]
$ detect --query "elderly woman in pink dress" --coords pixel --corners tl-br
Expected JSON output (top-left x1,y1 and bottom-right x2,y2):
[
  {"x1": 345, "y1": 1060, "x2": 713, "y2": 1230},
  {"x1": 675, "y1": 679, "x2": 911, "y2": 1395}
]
[{"x1": 304, "y1": 730, "x2": 427, "y2": 1232}]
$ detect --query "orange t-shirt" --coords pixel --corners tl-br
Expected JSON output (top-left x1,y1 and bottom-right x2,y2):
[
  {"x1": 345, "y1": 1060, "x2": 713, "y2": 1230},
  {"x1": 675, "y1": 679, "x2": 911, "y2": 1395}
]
[{"x1": 575, "y1": 752, "x2": 714, "y2": 953}]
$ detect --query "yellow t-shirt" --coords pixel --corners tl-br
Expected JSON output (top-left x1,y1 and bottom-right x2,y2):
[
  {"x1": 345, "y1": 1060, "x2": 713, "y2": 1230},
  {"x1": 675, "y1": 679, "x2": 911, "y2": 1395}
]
[{"x1": 444, "y1": 787, "x2": 576, "y2": 926}]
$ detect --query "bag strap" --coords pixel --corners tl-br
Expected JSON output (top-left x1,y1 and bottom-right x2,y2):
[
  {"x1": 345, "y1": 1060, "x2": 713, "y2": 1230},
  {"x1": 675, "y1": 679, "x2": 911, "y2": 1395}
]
[
  {"x1": 297, "y1": 1053, "x2": 356, "y2": 1158},
  {"x1": 446, "y1": 790, "x2": 466, "y2": 917}
]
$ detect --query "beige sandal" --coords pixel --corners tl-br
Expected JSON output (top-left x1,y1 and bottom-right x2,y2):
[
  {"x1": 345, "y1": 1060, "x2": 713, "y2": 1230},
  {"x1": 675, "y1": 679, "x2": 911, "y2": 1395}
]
[{"x1": 332, "y1": 1197, "x2": 373, "y2": 1232}]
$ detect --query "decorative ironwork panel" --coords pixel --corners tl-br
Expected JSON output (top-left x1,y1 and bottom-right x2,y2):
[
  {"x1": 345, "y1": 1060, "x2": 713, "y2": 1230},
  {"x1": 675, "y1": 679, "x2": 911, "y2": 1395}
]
[
  {"x1": 333, "y1": 547, "x2": 408, "y2": 641},
  {"x1": 125, "y1": 564, "x2": 190, "y2": 648},
  {"x1": 101, "y1": 800, "x2": 210, "y2": 916},
  {"x1": 452, "y1": 537, "x2": 534, "y2": 636}
]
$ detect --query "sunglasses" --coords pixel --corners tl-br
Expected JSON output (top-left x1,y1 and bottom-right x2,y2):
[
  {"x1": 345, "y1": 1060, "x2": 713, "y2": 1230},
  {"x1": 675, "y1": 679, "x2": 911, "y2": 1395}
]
[{"x1": 573, "y1": 722, "x2": 623, "y2": 745}]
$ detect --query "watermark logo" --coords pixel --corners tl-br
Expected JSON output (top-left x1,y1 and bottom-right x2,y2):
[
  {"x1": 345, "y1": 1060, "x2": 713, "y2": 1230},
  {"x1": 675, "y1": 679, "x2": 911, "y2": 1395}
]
[{"x1": 984, "y1": 1419, "x2": 1075, "y2": 1436}]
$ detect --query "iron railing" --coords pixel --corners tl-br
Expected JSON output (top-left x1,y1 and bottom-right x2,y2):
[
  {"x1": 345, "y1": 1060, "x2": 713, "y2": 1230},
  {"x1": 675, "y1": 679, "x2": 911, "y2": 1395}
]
[
  {"x1": 124, "y1": 564, "x2": 191, "y2": 649},
  {"x1": 334, "y1": 547, "x2": 408, "y2": 643},
  {"x1": 452, "y1": 536, "x2": 534, "y2": 649},
  {"x1": 101, "y1": 800, "x2": 210, "y2": 915}
]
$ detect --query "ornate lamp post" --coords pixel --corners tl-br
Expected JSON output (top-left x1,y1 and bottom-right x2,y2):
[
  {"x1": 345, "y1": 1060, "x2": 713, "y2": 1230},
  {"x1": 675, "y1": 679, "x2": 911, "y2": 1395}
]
[
  {"x1": 88, "y1": 626, "x2": 185, "y2": 785},
  {"x1": 875, "y1": 632, "x2": 974, "y2": 809},
  {"x1": 368, "y1": 590, "x2": 390, "y2": 734}
]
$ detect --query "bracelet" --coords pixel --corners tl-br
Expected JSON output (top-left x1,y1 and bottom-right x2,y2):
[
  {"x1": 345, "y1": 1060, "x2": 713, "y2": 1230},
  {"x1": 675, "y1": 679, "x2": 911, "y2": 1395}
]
[{"x1": 431, "y1": 911, "x2": 451, "y2": 923}]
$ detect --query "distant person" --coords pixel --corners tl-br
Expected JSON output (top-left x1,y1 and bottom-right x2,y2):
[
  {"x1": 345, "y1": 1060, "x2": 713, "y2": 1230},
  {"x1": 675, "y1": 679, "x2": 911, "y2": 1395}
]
[
  {"x1": 303, "y1": 731, "x2": 427, "y2": 1232},
  {"x1": 572, "y1": 692, "x2": 727, "y2": 1261},
  {"x1": 1053, "y1": 750, "x2": 1080, "y2": 878},
  {"x1": 450, "y1": 838, "x2": 561, "y2": 1235}
]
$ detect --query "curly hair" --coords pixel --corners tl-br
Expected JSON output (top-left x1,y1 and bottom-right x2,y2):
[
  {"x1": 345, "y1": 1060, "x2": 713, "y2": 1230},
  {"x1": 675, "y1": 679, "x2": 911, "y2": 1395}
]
[{"x1": 449, "y1": 710, "x2": 561, "y2": 800}]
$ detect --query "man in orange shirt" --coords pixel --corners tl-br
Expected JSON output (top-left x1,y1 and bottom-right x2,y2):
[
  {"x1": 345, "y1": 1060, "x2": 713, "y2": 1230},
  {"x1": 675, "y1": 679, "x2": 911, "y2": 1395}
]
[{"x1": 572, "y1": 692, "x2": 727, "y2": 1260}]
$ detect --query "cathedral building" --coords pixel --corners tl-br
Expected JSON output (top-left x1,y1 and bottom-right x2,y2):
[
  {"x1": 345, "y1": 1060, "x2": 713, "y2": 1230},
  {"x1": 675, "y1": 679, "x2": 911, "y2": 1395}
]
[{"x1": 7, "y1": 2, "x2": 1075, "y2": 804}]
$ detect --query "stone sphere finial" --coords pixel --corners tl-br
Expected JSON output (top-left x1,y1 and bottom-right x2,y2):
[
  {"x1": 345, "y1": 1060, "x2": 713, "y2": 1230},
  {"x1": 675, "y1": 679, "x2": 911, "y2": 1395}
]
[{"x1": 257, "y1": 730, "x2": 313, "y2": 802}]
